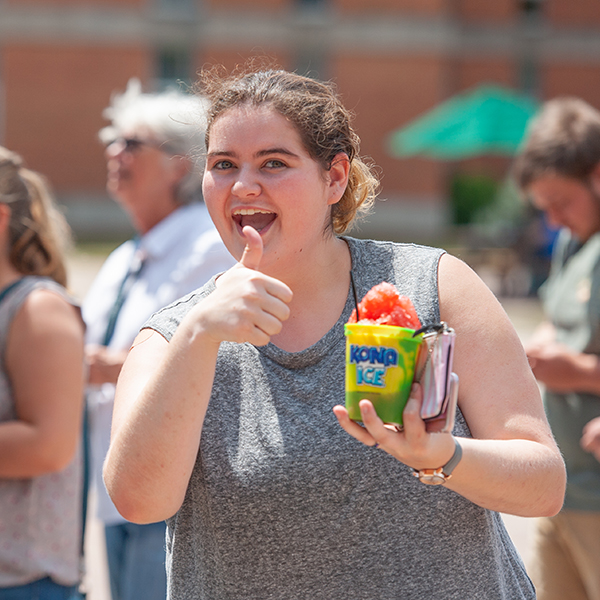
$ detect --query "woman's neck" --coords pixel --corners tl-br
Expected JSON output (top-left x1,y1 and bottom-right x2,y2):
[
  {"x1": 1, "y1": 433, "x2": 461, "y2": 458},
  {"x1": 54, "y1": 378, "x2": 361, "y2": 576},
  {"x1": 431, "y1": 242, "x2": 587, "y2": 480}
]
[{"x1": 269, "y1": 237, "x2": 351, "y2": 352}]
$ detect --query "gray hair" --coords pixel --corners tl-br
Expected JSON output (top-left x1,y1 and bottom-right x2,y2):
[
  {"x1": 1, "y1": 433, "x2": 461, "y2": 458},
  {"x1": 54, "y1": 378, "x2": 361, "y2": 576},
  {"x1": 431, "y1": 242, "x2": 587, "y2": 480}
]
[{"x1": 99, "y1": 78, "x2": 209, "y2": 205}]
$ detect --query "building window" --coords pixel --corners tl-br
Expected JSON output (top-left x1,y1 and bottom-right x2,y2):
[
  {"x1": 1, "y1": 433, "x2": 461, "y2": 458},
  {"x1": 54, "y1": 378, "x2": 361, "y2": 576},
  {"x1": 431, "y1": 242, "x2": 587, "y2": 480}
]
[
  {"x1": 296, "y1": 0, "x2": 327, "y2": 9},
  {"x1": 155, "y1": 47, "x2": 192, "y2": 90},
  {"x1": 517, "y1": 0, "x2": 543, "y2": 96},
  {"x1": 154, "y1": 0, "x2": 196, "y2": 20},
  {"x1": 294, "y1": 49, "x2": 328, "y2": 81},
  {"x1": 518, "y1": 0, "x2": 544, "y2": 24}
]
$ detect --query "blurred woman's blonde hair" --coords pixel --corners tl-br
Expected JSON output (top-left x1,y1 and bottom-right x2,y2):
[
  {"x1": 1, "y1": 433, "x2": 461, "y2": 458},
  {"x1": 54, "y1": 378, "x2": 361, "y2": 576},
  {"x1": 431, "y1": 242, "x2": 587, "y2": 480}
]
[{"x1": 0, "y1": 146, "x2": 71, "y2": 287}]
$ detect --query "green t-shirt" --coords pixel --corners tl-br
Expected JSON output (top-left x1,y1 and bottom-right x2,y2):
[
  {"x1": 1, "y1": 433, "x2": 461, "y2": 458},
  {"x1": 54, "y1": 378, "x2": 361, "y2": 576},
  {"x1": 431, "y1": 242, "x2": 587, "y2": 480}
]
[{"x1": 541, "y1": 229, "x2": 600, "y2": 510}]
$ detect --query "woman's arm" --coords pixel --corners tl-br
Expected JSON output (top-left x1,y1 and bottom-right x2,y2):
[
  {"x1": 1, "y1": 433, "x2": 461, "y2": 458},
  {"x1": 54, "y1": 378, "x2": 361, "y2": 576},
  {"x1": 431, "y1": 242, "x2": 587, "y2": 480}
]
[
  {"x1": 334, "y1": 253, "x2": 566, "y2": 517},
  {"x1": 104, "y1": 228, "x2": 293, "y2": 524},
  {"x1": 0, "y1": 289, "x2": 85, "y2": 477}
]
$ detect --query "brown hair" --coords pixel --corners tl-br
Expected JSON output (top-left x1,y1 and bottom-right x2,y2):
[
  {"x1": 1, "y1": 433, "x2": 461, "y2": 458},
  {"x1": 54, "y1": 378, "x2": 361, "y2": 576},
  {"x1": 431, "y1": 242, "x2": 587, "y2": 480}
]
[
  {"x1": 0, "y1": 147, "x2": 71, "y2": 287},
  {"x1": 197, "y1": 64, "x2": 379, "y2": 234},
  {"x1": 513, "y1": 97, "x2": 600, "y2": 190}
]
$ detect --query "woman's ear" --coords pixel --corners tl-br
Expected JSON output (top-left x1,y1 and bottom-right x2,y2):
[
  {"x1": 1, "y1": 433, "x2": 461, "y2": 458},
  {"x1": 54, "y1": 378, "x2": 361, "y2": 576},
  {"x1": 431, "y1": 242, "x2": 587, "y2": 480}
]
[{"x1": 326, "y1": 153, "x2": 351, "y2": 206}]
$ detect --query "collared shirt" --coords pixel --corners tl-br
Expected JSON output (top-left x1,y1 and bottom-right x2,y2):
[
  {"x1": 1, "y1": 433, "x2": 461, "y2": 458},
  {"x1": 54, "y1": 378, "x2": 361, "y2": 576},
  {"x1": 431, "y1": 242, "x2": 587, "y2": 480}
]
[
  {"x1": 83, "y1": 202, "x2": 235, "y2": 524},
  {"x1": 541, "y1": 228, "x2": 600, "y2": 510}
]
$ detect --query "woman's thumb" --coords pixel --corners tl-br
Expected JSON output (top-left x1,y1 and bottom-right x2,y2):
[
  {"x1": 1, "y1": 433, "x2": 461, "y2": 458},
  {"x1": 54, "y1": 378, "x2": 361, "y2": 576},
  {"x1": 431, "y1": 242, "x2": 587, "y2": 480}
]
[{"x1": 239, "y1": 226, "x2": 263, "y2": 271}]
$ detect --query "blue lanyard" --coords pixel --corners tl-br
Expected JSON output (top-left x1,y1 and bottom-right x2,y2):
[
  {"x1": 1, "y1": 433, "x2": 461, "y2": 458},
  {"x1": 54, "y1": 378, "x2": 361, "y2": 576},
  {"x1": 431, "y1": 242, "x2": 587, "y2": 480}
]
[
  {"x1": 0, "y1": 278, "x2": 25, "y2": 305},
  {"x1": 102, "y1": 240, "x2": 146, "y2": 346}
]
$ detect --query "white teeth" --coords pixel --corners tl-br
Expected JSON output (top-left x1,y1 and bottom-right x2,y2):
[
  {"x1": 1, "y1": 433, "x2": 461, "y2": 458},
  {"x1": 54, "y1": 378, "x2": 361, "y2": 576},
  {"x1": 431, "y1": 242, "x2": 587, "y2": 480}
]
[{"x1": 234, "y1": 208, "x2": 272, "y2": 216}]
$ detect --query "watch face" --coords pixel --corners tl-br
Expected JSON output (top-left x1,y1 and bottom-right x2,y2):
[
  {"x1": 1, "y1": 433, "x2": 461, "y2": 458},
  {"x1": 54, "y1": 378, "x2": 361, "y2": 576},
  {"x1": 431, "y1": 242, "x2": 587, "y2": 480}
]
[
  {"x1": 411, "y1": 467, "x2": 449, "y2": 485},
  {"x1": 420, "y1": 473, "x2": 446, "y2": 485}
]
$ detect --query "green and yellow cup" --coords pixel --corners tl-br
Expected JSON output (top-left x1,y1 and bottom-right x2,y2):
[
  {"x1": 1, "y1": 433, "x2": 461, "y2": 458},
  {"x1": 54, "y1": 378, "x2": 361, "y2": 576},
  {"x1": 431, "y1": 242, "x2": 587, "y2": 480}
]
[{"x1": 345, "y1": 323, "x2": 423, "y2": 428}]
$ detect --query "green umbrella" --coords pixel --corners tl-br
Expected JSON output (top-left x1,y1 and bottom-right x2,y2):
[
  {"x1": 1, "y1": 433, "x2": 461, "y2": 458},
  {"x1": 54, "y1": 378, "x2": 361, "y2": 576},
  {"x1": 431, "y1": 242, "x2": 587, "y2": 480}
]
[{"x1": 387, "y1": 84, "x2": 539, "y2": 159}]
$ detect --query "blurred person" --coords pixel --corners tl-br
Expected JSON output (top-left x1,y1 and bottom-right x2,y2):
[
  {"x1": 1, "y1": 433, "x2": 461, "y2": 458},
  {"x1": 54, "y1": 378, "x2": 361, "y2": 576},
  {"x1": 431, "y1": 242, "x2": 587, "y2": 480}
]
[
  {"x1": 581, "y1": 415, "x2": 600, "y2": 463},
  {"x1": 83, "y1": 80, "x2": 235, "y2": 600},
  {"x1": 514, "y1": 97, "x2": 600, "y2": 600},
  {"x1": 104, "y1": 67, "x2": 565, "y2": 600},
  {"x1": 0, "y1": 147, "x2": 85, "y2": 598}
]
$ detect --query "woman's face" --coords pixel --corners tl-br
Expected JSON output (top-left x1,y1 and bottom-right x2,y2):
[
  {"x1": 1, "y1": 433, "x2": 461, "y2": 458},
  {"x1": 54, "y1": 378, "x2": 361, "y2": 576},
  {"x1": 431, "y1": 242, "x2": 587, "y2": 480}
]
[{"x1": 203, "y1": 104, "x2": 344, "y2": 270}]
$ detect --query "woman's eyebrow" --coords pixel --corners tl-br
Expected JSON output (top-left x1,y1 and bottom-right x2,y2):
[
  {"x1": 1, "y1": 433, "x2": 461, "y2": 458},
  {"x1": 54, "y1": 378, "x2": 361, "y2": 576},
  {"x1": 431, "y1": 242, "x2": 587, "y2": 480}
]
[
  {"x1": 206, "y1": 150, "x2": 235, "y2": 159},
  {"x1": 207, "y1": 148, "x2": 300, "y2": 159},
  {"x1": 255, "y1": 148, "x2": 299, "y2": 158}
]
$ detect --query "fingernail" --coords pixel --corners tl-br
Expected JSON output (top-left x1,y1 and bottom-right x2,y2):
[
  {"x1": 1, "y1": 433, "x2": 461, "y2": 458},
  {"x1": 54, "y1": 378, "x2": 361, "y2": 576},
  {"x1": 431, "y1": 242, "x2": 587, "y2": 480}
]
[{"x1": 359, "y1": 400, "x2": 375, "y2": 418}]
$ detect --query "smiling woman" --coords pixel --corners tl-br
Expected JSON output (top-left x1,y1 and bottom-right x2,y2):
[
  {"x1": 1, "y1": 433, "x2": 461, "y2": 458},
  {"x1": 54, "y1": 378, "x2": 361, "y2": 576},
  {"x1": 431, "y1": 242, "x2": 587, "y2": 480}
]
[
  {"x1": 233, "y1": 208, "x2": 276, "y2": 232},
  {"x1": 104, "y1": 66, "x2": 566, "y2": 600},
  {"x1": 202, "y1": 104, "x2": 355, "y2": 276}
]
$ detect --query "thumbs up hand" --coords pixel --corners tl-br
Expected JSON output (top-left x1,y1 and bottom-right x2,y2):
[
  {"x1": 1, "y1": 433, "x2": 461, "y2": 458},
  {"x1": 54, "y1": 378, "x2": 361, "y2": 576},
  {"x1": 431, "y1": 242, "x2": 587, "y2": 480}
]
[
  {"x1": 238, "y1": 225, "x2": 264, "y2": 271},
  {"x1": 191, "y1": 226, "x2": 293, "y2": 346}
]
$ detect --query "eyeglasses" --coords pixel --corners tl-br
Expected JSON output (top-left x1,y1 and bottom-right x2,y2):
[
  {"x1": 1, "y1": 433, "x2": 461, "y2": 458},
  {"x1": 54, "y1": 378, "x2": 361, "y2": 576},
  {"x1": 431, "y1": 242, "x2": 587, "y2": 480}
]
[
  {"x1": 104, "y1": 137, "x2": 150, "y2": 153},
  {"x1": 105, "y1": 137, "x2": 178, "y2": 156}
]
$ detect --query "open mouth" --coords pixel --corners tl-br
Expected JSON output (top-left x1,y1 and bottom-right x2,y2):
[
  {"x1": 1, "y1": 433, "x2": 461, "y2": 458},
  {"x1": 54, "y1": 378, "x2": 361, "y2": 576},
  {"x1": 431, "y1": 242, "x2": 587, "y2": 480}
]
[{"x1": 232, "y1": 208, "x2": 277, "y2": 233}]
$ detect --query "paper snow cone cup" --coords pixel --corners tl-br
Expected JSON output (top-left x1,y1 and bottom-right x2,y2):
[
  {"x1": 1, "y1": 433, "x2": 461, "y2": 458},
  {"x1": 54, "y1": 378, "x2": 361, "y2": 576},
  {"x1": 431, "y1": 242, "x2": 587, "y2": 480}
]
[{"x1": 345, "y1": 323, "x2": 423, "y2": 428}]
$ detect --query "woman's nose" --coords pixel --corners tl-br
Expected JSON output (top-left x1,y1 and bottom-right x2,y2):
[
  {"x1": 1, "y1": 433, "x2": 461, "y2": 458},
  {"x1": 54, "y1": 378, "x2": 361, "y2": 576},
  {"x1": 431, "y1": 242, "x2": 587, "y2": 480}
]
[{"x1": 231, "y1": 168, "x2": 260, "y2": 197}]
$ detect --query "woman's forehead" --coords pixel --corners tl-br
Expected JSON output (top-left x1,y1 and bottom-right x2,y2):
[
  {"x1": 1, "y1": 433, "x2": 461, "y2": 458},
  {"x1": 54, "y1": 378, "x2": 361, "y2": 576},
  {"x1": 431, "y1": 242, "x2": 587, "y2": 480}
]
[
  {"x1": 208, "y1": 104, "x2": 303, "y2": 150},
  {"x1": 211, "y1": 103, "x2": 282, "y2": 128}
]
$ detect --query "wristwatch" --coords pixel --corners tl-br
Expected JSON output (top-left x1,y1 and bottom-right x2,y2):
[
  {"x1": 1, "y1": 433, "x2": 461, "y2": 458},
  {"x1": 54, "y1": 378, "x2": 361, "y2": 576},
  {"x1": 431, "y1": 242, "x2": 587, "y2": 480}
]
[{"x1": 411, "y1": 437, "x2": 463, "y2": 485}]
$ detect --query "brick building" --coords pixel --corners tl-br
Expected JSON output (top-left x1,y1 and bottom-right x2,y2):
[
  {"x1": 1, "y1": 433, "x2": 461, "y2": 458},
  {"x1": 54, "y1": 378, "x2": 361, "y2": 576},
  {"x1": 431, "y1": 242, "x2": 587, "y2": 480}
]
[{"x1": 0, "y1": 0, "x2": 599, "y2": 241}]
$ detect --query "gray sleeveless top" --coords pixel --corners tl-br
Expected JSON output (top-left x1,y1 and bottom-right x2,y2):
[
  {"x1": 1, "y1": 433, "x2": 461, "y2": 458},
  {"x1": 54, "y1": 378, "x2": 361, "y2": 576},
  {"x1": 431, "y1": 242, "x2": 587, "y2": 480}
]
[
  {"x1": 145, "y1": 238, "x2": 534, "y2": 600},
  {"x1": 0, "y1": 277, "x2": 83, "y2": 587}
]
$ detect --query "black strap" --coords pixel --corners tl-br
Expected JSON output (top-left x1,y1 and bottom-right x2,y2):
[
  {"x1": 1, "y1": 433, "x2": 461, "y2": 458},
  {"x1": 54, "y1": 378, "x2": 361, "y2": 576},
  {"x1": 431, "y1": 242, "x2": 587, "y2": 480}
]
[{"x1": 102, "y1": 240, "x2": 145, "y2": 346}]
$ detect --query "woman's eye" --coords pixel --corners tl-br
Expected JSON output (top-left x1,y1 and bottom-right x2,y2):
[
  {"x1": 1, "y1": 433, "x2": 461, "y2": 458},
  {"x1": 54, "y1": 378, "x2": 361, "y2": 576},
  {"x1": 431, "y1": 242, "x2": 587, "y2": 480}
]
[
  {"x1": 264, "y1": 159, "x2": 286, "y2": 169},
  {"x1": 213, "y1": 160, "x2": 234, "y2": 170}
]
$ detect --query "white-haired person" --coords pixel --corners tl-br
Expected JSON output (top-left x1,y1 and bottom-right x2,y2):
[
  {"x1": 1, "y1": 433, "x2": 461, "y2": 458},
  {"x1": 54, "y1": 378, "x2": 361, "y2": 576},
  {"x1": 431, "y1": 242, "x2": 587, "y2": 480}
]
[{"x1": 83, "y1": 79, "x2": 235, "y2": 600}]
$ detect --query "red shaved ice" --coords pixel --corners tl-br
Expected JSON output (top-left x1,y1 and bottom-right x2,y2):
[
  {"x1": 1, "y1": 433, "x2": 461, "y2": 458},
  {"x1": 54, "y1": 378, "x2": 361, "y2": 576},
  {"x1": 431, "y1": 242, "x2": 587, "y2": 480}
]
[{"x1": 348, "y1": 282, "x2": 421, "y2": 329}]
